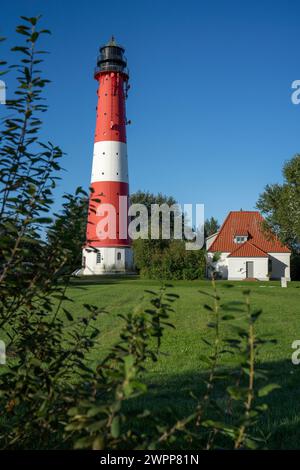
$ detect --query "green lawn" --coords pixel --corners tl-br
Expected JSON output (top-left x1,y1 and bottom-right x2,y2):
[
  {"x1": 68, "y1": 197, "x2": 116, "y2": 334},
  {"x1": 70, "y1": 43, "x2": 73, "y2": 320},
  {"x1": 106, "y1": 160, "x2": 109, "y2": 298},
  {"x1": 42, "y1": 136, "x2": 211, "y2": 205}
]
[{"x1": 66, "y1": 277, "x2": 300, "y2": 449}]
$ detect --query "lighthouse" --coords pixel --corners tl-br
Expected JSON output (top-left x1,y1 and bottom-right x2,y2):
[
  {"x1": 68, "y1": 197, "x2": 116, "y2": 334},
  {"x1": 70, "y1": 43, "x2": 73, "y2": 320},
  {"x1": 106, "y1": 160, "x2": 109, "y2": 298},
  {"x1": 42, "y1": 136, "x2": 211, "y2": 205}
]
[{"x1": 82, "y1": 37, "x2": 133, "y2": 275}]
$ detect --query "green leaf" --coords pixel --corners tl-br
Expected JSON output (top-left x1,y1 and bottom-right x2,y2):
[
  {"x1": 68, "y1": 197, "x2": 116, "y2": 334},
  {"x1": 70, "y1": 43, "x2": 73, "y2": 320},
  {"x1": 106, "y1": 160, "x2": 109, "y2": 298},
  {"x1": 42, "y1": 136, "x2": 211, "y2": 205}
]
[
  {"x1": 222, "y1": 314, "x2": 235, "y2": 320},
  {"x1": 258, "y1": 384, "x2": 281, "y2": 397},
  {"x1": 20, "y1": 16, "x2": 40, "y2": 25},
  {"x1": 31, "y1": 217, "x2": 53, "y2": 225},
  {"x1": 11, "y1": 46, "x2": 30, "y2": 55},
  {"x1": 111, "y1": 416, "x2": 120, "y2": 438},
  {"x1": 204, "y1": 304, "x2": 214, "y2": 311},
  {"x1": 198, "y1": 354, "x2": 212, "y2": 365},
  {"x1": 86, "y1": 406, "x2": 106, "y2": 418},
  {"x1": 92, "y1": 436, "x2": 105, "y2": 450},
  {"x1": 74, "y1": 436, "x2": 94, "y2": 449},
  {"x1": 31, "y1": 32, "x2": 39, "y2": 43},
  {"x1": 227, "y1": 385, "x2": 248, "y2": 401},
  {"x1": 63, "y1": 309, "x2": 73, "y2": 322}
]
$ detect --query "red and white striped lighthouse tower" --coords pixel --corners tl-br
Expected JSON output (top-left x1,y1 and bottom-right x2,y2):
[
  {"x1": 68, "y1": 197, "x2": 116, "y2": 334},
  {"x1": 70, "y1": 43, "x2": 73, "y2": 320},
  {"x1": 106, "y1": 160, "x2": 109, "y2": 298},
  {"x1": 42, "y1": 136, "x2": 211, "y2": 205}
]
[{"x1": 82, "y1": 37, "x2": 133, "y2": 275}]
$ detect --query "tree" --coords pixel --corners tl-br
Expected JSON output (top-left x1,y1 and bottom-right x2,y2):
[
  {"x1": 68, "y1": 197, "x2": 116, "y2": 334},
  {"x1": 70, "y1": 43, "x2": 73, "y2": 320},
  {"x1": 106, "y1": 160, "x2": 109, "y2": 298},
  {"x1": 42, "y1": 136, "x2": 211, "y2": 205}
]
[
  {"x1": 257, "y1": 154, "x2": 300, "y2": 279},
  {"x1": 204, "y1": 217, "x2": 220, "y2": 237},
  {"x1": 130, "y1": 190, "x2": 177, "y2": 210},
  {"x1": 131, "y1": 191, "x2": 206, "y2": 279},
  {"x1": 256, "y1": 154, "x2": 300, "y2": 251},
  {"x1": 47, "y1": 187, "x2": 88, "y2": 272},
  {"x1": 131, "y1": 191, "x2": 176, "y2": 276},
  {"x1": 130, "y1": 190, "x2": 179, "y2": 246}
]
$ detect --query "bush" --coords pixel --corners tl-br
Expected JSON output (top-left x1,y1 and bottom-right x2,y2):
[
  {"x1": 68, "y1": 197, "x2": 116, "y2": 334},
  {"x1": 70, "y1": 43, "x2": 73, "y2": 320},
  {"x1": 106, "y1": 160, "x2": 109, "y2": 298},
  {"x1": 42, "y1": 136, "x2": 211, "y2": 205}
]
[{"x1": 134, "y1": 239, "x2": 206, "y2": 280}]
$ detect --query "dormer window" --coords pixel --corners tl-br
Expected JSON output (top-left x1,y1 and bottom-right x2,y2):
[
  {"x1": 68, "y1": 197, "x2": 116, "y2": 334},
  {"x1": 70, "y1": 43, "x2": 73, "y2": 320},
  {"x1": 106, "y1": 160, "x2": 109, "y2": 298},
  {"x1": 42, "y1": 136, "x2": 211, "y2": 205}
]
[{"x1": 234, "y1": 235, "x2": 248, "y2": 244}]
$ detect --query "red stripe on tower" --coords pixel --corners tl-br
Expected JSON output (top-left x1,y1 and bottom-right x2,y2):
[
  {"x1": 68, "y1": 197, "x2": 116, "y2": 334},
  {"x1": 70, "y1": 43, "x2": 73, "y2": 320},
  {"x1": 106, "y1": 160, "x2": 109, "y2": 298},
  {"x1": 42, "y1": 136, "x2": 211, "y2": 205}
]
[{"x1": 82, "y1": 37, "x2": 133, "y2": 275}]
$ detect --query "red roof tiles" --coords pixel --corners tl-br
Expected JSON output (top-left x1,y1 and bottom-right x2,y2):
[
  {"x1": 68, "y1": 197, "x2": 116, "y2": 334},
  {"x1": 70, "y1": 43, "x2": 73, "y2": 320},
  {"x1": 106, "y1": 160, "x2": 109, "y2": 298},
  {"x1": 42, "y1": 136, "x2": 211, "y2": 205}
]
[
  {"x1": 228, "y1": 241, "x2": 268, "y2": 258},
  {"x1": 208, "y1": 211, "x2": 290, "y2": 255}
]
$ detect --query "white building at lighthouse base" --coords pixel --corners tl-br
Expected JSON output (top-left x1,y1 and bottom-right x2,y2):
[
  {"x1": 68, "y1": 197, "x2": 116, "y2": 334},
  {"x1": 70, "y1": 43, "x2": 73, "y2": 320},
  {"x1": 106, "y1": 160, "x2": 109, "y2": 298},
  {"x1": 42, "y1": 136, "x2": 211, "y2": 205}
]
[{"x1": 81, "y1": 246, "x2": 134, "y2": 275}]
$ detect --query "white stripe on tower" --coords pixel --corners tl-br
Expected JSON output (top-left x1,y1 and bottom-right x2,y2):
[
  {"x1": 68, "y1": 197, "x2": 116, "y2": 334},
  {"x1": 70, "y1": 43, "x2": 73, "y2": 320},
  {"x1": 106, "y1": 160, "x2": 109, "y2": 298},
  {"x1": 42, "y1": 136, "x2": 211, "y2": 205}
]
[{"x1": 91, "y1": 141, "x2": 128, "y2": 183}]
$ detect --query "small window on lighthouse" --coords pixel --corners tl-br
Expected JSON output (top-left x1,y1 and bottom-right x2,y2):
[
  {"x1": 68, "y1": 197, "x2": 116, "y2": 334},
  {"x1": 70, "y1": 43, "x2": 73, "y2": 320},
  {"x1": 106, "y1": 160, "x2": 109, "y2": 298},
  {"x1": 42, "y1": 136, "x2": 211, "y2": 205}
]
[
  {"x1": 96, "y1": 252, "x2": 101, "y2": 264},
  {"x1": 117, "y1": 252, "x2": 121, "y2": 261}
]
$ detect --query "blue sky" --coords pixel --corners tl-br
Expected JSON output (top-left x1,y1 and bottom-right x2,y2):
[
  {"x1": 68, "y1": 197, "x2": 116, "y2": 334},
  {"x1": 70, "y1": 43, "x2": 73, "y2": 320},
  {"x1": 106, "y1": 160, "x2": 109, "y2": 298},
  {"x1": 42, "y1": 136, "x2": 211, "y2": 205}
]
[{"x1": 1, "y1": 0, "x2": 300, "y2": 224}]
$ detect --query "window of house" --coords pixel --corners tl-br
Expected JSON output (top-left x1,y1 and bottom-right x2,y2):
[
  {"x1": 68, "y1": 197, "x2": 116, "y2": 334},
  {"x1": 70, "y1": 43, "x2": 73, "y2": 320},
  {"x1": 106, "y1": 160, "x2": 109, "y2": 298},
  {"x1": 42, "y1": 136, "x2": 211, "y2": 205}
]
[
  {"x1": 82, "y1": 256, "x2": 86, "y2": 268},
  {"x1": 96, "y1": 252, "x2": 101, "y2": 264},
  {"x1": 234, "y1": 235, "x2": 247, "y2": 244},
  {"x1": 117, "y1": 252, "x2": 121, "y2": 261}
]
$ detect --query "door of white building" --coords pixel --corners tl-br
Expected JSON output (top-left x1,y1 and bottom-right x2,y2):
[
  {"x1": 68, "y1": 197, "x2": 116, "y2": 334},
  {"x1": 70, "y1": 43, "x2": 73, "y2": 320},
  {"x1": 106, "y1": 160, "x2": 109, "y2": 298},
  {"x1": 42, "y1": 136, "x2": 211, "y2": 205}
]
[
  {"x1": 116, "y1": 251, "x2": 123, "y2": 270},
  {"x1": 246, "y1": 261, "x2": 254, "y2": 278}
]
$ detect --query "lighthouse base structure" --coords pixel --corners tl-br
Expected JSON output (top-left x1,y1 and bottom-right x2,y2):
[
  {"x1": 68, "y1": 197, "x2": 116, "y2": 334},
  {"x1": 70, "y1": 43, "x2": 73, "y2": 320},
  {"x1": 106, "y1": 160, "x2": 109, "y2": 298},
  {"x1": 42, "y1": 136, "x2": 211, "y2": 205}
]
[{"x1": 82, "y1": 246, "x2": 134, "y2": 275}]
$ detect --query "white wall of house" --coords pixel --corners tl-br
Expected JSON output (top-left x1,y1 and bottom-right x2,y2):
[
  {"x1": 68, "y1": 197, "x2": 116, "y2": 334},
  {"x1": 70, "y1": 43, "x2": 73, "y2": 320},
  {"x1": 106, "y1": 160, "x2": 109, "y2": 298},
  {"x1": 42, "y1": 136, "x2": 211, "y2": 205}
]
[
  {"x1": 206, "y1": 252, "x2": 230, "y2": 279},
  {"x1": 82, "y1": 246, "x2": 133, "y2": 275},
  {"x1": 227, "y1": 257, "x2": 268, "y2": 280},
  {"x1": 269, "y1": 252, "x2": 291, "y2": 280},
  {"x1": 207, "y1": 252, "x2": 291, "y2": 281}
]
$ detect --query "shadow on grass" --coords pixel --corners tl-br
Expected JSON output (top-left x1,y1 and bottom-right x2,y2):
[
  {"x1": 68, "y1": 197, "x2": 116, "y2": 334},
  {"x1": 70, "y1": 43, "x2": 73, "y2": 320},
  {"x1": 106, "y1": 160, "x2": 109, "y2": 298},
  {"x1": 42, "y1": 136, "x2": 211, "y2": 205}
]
[
  {"x1": 69, "y1": 274, "x2": 140, "y2": 287},
  {"x1": 124, "y1": 358, "x2": 300, "y2": 449}
]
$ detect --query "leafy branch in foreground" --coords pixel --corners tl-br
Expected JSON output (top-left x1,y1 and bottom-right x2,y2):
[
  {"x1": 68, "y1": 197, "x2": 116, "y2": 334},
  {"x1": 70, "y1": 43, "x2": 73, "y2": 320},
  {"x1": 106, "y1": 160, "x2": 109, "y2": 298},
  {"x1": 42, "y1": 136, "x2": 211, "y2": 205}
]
[
  {"x1": 0, "y1": 16, "x2": 100, "y2": 450},
  {"x1": 66, "y1": 285, "x2": 177, "y2": 450},
  {"x1": 0, "y1": 16, "x2": 62, "y2": 327},
  {"x1": 157, "y1": 281, "x2": 278, "y2": 450}
]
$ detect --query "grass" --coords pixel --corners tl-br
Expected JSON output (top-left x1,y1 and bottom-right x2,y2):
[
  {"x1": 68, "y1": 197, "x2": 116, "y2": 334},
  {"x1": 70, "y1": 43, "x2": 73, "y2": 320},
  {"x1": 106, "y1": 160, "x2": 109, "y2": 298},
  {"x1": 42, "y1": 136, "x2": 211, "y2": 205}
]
[{"x1": 65, "y1": 276, "x2": 300, "y2": 449}]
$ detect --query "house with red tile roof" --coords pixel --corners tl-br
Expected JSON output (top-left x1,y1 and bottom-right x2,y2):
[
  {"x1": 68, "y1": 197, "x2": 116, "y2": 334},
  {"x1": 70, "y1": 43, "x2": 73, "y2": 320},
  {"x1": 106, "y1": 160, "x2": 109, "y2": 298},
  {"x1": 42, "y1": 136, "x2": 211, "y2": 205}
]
[{"x1": 206, "y1": 211, "x2": 291, "y2": 280}]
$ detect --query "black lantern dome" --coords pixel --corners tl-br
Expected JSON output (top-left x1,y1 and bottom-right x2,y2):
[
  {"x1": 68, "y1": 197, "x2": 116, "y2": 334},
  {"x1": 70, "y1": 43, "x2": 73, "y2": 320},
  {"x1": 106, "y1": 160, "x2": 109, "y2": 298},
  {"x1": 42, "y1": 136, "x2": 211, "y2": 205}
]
[{"x1": 95, "y1": 36, "x2": 128, "y2": 77}]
